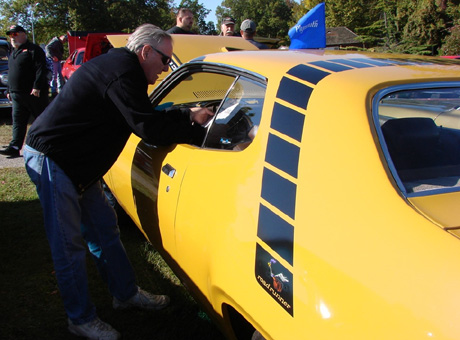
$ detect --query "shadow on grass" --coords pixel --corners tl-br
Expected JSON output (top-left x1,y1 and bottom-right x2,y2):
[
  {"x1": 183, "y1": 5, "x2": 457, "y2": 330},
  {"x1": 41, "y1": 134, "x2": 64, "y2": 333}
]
[{"x1": 0, "y1": 198, "x2": 224, "y2": 340}]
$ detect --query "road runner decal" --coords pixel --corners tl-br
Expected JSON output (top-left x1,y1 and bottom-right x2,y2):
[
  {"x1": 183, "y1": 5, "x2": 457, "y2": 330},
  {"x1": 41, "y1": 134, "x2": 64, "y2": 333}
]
[{"x1": 255, "y1": 244, "x2": 293, "y2": 316}]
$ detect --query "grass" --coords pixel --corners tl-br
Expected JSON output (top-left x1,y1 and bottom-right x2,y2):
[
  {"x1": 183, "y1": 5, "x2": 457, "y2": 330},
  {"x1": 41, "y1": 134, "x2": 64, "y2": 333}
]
[{"x1": 0, "y1": 116, "x2": 225, "y2": 339}]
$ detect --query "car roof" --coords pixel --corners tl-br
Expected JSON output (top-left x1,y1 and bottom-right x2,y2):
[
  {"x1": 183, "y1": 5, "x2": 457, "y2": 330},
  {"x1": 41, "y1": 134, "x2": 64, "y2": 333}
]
[
  {"x1": 107, "y1": 34, "x2": 460, "y2": 92},
  {"x1": 194, "y1": 49, "x2": 460, "y2": 86}
]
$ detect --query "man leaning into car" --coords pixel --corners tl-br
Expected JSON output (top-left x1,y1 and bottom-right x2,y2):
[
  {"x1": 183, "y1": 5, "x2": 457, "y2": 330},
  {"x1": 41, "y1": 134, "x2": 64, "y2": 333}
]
[{"x1": 23, "y1": 23, "x2": 213, "y2": 340}]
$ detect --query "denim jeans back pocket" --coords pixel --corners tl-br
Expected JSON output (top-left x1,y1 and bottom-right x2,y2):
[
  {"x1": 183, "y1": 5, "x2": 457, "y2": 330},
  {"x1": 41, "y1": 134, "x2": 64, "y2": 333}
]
[{"x1": 23, "y1": 145, "x2": 45, "y2": 187}]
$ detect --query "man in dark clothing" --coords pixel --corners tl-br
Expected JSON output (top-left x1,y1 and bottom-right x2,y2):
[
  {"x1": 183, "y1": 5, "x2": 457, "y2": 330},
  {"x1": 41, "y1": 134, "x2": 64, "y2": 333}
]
[
  {"x1": 240, "y1": 19, "x2": 269, "y2": 49},
  {"x1": 0, "y1": 25, "x2": 49, "y2": 158},
  {"x1": 23, "y1": 23, "x2": 213, "y2": 340},
  {"x1": 45, "y1": 34, "x2": 67, "y2": 96},
  {"x1": 166, "y1": 8, "x2": 195, "y2": 34}
]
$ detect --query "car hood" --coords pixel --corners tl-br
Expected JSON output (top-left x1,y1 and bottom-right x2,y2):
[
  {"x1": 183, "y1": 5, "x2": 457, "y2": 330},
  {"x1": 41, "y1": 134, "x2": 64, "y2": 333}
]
[{"x1": 68, "y1": 31, "x2": 125, "y2": 62}]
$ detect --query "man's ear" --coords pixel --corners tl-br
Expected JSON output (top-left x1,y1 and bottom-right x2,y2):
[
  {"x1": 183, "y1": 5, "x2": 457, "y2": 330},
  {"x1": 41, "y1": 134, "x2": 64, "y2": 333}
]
[{"x1": 140, "y1": 45, "x2": 149, "y2": 61}]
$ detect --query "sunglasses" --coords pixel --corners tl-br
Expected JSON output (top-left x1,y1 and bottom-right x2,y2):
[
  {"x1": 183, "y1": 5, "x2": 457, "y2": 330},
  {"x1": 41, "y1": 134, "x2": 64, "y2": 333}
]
[
  {"x1": 150, "y1": 46, "x2": 171, "y2": 66},
  {"x1": 9, "y1": 32, "x2": 20, "y2": 37}
]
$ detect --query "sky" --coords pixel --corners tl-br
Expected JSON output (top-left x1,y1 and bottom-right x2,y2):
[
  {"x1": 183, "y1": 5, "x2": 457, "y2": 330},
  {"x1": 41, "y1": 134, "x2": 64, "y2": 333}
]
[{"x1": 203, "y1": 0, "x2": 221, "y2": 24}]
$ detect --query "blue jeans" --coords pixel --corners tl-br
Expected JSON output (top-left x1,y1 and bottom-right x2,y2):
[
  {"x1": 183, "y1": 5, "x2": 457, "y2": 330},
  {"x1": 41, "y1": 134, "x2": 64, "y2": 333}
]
[
  {"x1": 50, "y1": 59, "x2": 65, "y2": 94},
  {"x1": 24, "y1": 145, "x2": 137, "y2": 324}
]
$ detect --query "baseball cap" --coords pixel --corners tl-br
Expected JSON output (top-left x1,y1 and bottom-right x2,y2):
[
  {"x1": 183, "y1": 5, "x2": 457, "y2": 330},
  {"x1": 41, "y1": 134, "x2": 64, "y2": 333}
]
[
  {"x1": 241, "y1": 19, "x2": 256, "y2": 33},
  {"x1": 222, "y1": 17, "x2": 235, "y2": 25},
  {"x1": 6, "y1": 25, "x2": 26, "y2": 35}
]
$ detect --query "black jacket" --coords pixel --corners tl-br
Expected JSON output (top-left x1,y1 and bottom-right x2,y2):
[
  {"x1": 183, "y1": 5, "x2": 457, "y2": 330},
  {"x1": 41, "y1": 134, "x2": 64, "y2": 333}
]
[
  {"x1": 45, "y1": 36, "x2": 64, "y2": 60},
  {"x1": 8, "y1": 40, "x2": 49, "y2": 92},
  {"x1": 27, "y1": 47, "x2": 205, "y2": 192},
  {"x1": 166, "y1": 26, "x2": 194, "y2": 34}
]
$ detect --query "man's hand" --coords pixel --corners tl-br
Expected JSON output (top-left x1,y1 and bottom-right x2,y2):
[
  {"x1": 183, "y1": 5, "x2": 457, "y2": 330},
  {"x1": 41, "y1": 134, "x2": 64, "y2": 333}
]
[
  {"x1": 31, "y1": 89, "x2": 40, "y2": 97},
  {"x1": 189, "y1": 107, "x2": 214, "y2": 126}
]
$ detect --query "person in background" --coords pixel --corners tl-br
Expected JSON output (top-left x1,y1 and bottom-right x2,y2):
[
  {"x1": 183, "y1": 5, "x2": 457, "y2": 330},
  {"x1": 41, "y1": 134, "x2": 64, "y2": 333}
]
[
  {"x1": 240, "y1": 19, "x2": 269, "y2": 49},
  {"x1": 220, "y1": 17, "x2": 240, "y2": 37},
  {"x1": 166, "y1": 8, "x2": 195, "y2": 34},
  {"x1": 0, "y1": 25, "x2": 49, "y2": 158},
  {"x1": 23, "y1": 23, "x2": 213, "y2": 340},
  {"x1": 45, "y1": 34, "x2": 68, "y2": 98}
]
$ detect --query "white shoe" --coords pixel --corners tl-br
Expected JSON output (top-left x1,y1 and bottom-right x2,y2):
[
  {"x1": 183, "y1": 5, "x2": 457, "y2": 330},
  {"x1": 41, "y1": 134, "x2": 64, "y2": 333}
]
[
  {"x1": 68, "y1": 317, "x2": 121, "y2": 340},
  {"x1": 113, "y1": 286, "x2": 170, "y2": 311}
]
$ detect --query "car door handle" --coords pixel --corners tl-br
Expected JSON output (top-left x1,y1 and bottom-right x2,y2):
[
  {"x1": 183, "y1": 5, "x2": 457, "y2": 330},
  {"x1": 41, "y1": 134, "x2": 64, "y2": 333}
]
[{"x1": 162, "y1": 163, "x2": 176, "y2": 178}]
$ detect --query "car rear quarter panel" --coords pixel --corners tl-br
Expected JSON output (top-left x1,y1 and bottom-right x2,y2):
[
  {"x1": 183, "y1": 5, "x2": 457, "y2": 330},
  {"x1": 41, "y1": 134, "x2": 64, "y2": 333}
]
[{"x1": 288, "y1": 65, "x2": 460, "y2": 339}]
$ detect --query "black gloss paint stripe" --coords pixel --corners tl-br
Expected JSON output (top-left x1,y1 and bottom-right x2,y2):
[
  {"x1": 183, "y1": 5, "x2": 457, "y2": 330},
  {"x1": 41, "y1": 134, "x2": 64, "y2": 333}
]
[
  {"x1": 271, "y1": 103, "x2": 305, "y2": 142},
  {"x1": 276, "y1": 77, "x2": 312, "y2": 110},
  {"x1": 330, "y1": 58, "x2": 375, "y2": 69},
  {"x1": 352, "y1": 58, "x2": 396, "y2": 66},
  {"x1": 261, "y1": 167, "x2": 297, "y2": 219},
  {"x1": 308, "y1": 60, "x2": 352, "y2": 72},
  {"x1": 286, "y1": 64, "x2": 330, "y2": 85},
  {"x1": 265, "y1": 133, "x2": 300, "y2": 178},
  {"x1": 258, "y1": 204, "x2": 294, "y2": 265}
]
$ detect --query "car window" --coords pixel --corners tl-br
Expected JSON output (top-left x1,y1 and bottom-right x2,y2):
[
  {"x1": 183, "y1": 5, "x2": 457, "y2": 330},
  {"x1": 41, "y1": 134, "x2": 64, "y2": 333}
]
[
  {"x1": 75, "y1": 51, "x2": 85, "y2": 66},
  {"x1": 377, "y1": 86, "x2": 460, "y2": 195},
  {"x1": 156, "y1": 71, "x2": 266, "y2": 150},
  {"x1": 0, "y1": 45, "x2": 8, "y2": 60},
  {"x1": 204, "y1": 77, "x2": 265, "y2": 150}
]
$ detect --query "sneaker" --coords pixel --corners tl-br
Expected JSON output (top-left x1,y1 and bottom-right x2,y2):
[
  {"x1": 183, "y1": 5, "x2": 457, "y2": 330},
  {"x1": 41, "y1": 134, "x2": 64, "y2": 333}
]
[
  {"x1": 113, "y1": 287, "x2": 170, "y2": 311},
  {"x1": 68, "y1": 317, "x2": 121, "y2": 340},
  {"x1": 0, "y1": 146, "x2": 19, "y2": 157}
]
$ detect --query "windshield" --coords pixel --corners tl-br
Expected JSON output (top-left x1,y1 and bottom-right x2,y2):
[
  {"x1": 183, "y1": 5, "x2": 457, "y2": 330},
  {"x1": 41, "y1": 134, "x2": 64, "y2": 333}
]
[{"x1": 377, "y1": 86, "x2": 460, "y2": 195}]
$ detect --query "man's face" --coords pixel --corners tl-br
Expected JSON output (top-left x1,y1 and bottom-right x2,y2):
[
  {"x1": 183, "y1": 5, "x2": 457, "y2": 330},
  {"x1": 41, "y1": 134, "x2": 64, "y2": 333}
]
[
  {"x1": 9, "y1": 31, "x2": 27, "y2": 49},
  {"x1": 221, "y1": 23, "x2": 235, "y2": 36},
  {"x1": 180, "y1": 13, "x2": 194, "y2": 31},
  {"x1": 140, "y1": 40, "x2": 173, "y2": 85}
]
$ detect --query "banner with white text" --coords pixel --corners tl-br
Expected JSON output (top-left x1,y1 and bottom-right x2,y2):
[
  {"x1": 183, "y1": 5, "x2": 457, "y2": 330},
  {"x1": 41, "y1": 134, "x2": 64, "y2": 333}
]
[{"x1": 288, "y1": 2, "x2": 326, "y2": 49}]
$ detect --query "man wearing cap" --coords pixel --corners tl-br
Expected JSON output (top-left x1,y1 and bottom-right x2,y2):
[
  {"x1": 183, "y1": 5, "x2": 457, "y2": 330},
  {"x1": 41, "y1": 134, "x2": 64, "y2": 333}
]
[
  {"x1": 220, "y1": 17, "x2": 240, "y2": 37},
  {"x1": 240, "y1": 19, "x2": 269, "y2": 49},
  {"x1": 0, "y1": 25, "x2": 49, "y2": 158}
]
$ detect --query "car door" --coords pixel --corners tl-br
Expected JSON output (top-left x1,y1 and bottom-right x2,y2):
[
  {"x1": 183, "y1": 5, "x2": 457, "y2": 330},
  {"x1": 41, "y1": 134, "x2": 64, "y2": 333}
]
[{"x1": 132, "y1": 64, "x2": 267, "y2": 291}]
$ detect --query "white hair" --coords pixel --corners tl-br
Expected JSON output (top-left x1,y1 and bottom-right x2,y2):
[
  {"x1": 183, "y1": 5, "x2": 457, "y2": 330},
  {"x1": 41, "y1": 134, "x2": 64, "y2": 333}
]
[{"x1": 126, "y1": 23, "x2": 171, "y2": 53}]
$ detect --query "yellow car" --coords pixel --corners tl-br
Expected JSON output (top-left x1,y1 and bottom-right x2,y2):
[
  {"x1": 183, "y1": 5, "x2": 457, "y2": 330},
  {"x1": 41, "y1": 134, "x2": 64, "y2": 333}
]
[{"x1": 104, "y1": 41, "x2": 460, "y2": 340}]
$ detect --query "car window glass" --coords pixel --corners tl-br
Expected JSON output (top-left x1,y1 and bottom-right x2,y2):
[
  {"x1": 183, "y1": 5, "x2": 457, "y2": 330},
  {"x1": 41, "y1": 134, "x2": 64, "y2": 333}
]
[
  {"x1": 157, "y1": 72, "x2": 235, "y2": 109},
  {"x1": 0, "y1": 45, "x2": 8, "y2": 60},
  {"x1": 75, "y1": 51, "x2": 85, "y2": 65},
  {"x1": 204, "y1": 77, "x2": 265, "y2": 150},
  {"x1": 70, "y1": 50, "x2": 77, "y2": 63},
  {"x1": 377, "y1": 87, "x2": 460, "y2": 195}
]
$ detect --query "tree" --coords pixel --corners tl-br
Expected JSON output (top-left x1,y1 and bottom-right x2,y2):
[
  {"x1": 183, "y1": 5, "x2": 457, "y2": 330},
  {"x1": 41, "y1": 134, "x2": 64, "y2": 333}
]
[
  {"x1": 0, "y1": 0, "x2": 174, "y2": 45},
  {"x1": 396, "y1": 0, "x2": 448, "y2": 55},
  {"x1": 216, "y1": 0, "x2": 292, "y2": 39},
  {"x1": 441, "y1": 24, "x2": 460, "y2": 55}
]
